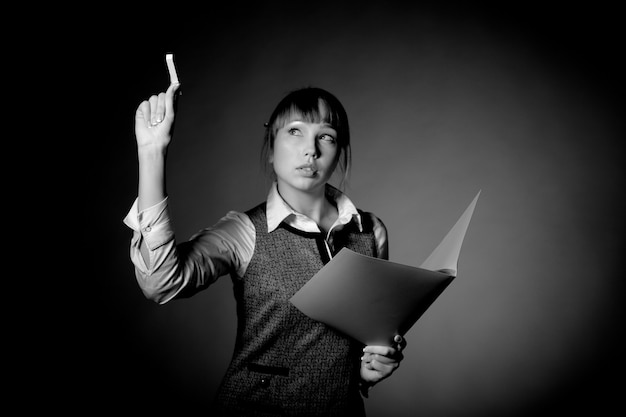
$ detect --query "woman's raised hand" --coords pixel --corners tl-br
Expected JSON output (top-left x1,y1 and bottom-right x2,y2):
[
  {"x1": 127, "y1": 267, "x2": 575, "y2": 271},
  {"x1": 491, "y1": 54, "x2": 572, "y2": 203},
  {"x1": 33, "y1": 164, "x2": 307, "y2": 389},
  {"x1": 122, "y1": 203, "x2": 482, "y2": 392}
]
[{"x1": 134, "y1": 82, "x2": 181, "y2": 151}]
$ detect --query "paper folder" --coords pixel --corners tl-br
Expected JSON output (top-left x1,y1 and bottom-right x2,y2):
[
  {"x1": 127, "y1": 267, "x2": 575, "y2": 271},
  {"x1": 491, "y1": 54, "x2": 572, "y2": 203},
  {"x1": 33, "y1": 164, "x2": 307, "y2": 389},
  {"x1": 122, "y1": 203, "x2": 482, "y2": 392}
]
[{"x1": 289, "y1": 191, "x2": 480, "y2": 346}]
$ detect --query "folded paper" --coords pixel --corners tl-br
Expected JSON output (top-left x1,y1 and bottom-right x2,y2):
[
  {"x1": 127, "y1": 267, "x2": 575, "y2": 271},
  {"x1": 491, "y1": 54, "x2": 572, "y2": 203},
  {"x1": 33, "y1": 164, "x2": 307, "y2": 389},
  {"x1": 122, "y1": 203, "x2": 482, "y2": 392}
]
[{"x1": 289, "y1": 190, "x2": 480, "y2": 346}]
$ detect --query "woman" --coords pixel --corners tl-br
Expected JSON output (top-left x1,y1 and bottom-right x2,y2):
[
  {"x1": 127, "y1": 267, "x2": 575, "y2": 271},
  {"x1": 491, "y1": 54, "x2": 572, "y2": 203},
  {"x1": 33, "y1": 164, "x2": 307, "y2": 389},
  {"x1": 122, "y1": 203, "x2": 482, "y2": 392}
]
[{"x1": 124, "y1": 81, "x2": 405, "y2": 416}]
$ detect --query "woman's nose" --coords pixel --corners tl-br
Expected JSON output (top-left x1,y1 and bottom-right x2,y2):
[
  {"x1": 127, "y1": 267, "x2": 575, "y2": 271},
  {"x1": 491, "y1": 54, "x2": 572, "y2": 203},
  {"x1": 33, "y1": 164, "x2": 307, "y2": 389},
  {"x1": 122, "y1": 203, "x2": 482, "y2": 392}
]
[{"x1": 303, "y1": 135, "x2": 319, "y2": 158}]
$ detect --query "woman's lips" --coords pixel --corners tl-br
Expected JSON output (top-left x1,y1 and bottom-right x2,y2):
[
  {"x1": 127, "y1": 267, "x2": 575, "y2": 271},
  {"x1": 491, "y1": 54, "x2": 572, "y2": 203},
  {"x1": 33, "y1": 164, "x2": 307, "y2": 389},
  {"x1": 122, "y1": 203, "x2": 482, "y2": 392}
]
[{"x1": 297, "y1": 164, "x2": 318, "y2": 176}]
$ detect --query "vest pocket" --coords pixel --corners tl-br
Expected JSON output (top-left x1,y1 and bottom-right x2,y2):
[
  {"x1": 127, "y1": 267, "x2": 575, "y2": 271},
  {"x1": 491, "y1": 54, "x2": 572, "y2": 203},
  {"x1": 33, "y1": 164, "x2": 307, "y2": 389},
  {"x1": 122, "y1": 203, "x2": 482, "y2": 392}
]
[
  {"x1": 230, "y1": 363, "x2": 290, "y2": 415},
  {"x1": 247, "y1": 362, "x2": 290, "y2": 376}
]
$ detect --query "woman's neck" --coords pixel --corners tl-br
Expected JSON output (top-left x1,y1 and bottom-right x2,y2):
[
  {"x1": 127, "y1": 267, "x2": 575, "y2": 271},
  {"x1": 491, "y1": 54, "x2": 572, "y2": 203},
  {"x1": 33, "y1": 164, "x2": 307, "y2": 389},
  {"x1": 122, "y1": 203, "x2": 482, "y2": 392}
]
[{"x1": 276, "y1": 182, "x2": 338, "y2": 232}]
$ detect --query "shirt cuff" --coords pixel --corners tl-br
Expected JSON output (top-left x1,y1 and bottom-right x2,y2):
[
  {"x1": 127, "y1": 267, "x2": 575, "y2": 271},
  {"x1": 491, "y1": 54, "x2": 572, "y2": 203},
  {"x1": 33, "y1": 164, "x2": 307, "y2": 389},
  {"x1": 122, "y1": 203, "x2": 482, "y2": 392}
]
[{"x1": 123, "y1": 197, "x2": 175, "y2": 251}]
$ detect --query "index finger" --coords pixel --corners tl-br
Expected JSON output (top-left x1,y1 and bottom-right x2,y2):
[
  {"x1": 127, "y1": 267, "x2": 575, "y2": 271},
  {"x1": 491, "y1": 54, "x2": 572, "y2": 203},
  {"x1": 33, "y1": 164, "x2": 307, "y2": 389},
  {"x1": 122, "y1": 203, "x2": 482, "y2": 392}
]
[
  {"x1": 363, "y1": 345, "x2": 397, "y2": 357},
  {"x1": 164, "y1": 82, "x2": 181, "y2": 117}
]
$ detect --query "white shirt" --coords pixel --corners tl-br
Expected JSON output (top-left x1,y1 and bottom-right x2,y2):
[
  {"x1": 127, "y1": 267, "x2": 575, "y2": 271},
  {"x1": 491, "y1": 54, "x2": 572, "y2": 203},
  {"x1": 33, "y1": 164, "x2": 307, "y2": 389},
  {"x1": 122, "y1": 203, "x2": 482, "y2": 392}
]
[{"x1": 123, "y1": 183, "x2": 388, "y2": 304}]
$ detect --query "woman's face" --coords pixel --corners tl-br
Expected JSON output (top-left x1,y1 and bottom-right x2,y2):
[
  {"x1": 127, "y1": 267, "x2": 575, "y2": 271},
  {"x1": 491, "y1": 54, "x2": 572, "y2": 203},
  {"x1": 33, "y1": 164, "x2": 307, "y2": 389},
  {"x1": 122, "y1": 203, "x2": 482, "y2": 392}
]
[{"x1": 270, "y1": 116, "x2": 339, "y2": 196}]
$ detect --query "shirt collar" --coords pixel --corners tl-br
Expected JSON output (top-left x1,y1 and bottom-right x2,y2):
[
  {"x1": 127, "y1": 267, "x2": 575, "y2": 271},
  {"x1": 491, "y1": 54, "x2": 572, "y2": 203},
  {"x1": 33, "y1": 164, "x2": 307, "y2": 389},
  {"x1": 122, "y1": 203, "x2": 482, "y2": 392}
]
[{"x1": 265, "y1": 182, "x2": 363, "y2": 234}]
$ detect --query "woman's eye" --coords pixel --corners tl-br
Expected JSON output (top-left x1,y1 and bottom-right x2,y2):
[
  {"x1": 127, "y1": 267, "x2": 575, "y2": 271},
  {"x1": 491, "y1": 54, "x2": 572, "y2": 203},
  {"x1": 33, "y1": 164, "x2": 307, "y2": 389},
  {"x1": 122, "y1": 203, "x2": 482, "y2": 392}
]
[
  {"x1": 288, "y1": 128, "x2": 301, "y2": 135},
  {"x1": 319, "y1": 134, "x2": 336, "y2": 143}
]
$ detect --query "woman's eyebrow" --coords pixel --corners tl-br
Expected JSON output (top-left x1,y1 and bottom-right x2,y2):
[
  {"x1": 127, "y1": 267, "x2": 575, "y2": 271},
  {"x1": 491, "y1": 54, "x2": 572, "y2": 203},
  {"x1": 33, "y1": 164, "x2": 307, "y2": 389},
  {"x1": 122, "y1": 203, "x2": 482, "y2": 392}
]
[
  {"x1": 282, "y1": 120, "x2": 335, "y2": 131},
  {"x1": 287, "y1": 120, "x2": 333, "y2": 126}
]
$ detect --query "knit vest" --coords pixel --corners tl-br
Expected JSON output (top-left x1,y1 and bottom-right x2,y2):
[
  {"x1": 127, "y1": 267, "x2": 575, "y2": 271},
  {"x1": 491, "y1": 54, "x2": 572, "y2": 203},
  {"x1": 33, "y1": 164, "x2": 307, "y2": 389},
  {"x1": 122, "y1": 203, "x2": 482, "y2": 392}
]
[{"x1": 215, "y1": 203, "x2": 378, "y2": 417}]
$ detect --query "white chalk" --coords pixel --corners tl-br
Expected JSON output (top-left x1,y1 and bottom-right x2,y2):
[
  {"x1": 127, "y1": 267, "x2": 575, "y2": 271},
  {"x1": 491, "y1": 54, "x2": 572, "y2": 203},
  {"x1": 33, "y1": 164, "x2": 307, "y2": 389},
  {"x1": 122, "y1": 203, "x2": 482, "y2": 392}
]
[{"x1": 165, "y1": 53, "x2": 179, "y2": 84}]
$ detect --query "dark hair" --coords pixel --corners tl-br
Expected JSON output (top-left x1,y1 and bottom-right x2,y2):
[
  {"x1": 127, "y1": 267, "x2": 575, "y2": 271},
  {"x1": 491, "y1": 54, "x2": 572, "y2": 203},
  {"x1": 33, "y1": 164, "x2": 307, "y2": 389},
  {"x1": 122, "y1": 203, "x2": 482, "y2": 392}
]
[{"x1": 261, "y1": 87, "x2": 351, "y2": 187}]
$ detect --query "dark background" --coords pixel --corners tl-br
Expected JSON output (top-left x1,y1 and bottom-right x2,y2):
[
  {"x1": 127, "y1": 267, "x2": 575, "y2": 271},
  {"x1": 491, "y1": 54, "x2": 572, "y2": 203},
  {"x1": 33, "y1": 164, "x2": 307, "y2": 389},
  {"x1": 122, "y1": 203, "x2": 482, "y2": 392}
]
[{"x1": 24, "y1": 2, "x2": 625, "y2": 415}]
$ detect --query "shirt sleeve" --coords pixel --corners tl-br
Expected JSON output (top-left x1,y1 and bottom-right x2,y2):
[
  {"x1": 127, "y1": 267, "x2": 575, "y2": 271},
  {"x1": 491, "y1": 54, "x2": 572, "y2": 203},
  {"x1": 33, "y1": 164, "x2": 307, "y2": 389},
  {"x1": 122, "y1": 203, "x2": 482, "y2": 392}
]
[
  {"x1": 123, "y1": 197, "x2": 175, "y2": 251},
  {"x1": 122, "y1": 197, "x2": 255, "y2": 304}
]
